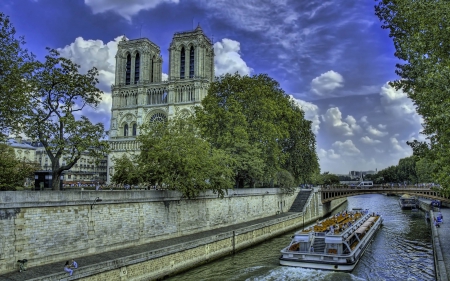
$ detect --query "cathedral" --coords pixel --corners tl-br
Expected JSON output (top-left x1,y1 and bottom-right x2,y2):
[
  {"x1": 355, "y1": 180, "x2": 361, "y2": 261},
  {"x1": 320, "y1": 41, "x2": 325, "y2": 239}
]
[{"x1": 107, "y1": 25, "x2": 214, "y2": 182}]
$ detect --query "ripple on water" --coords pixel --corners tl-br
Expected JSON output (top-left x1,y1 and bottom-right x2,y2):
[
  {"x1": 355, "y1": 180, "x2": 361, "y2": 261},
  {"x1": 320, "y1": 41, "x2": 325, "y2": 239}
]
[{"x1": 247, "y1": 267, "x2": 366, "y2": 281}]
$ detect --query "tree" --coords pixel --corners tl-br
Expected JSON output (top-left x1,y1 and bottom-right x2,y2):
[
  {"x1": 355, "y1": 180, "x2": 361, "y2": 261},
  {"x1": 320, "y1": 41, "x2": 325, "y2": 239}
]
[
  {"x1": 0, "y1": 12, "x2": 36, "y2": 138},
  {"x1": 375, "y1": 0, "x2": 450, "y2": 190},
  {"x1": 137, "y1": 114, "x2": 234, "y2": 198},
  {"x1": 195, "y1": 73, "x2": 318, "y2": 188},
  {"x1": 23, "y1": 49, "x2": 109, "y2": 190},
  {"x1": 0, "y1": 144, "x2": 38, "y2": 190},
  {"x1": 111, "y1": 154, "x2": 141, "y2": 185}
]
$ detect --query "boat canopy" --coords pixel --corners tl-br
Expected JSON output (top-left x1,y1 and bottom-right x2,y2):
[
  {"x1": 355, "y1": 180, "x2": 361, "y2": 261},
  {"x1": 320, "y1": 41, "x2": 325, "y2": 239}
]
[
  {"x1": 293, "y1": 235, "x2": 310, "y2": 242},
  {"x1": 325, "y1": 236, "x2": 343, "y2": 244},
  {"x1": 355, "y1": 226, "x2": 368, "y2": 234}
]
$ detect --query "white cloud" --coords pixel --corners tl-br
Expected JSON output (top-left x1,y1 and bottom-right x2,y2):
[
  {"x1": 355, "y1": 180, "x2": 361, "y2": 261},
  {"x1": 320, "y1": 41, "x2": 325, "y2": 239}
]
[
  {"x1": 366, "y1": 125, "x2": 388, "y2": 137},
  {"x1": 360, "y1": 116, "x2": 368, "y2": 124},
  {"x1": 390, "y1": 137, "x2": 404, "y2": 152},
  {"x1": 290, "y1": 96, "x2": 320, "y2": 134},
  {"x1": 311, "y1": 70, "x2": 344, "y2": 97},
  {"x1": 318, "y1": 148, "x2": 340, "y2": 160},
  {"x1": 377, "y1": 124, "x2": 386, "y2": 130},
  {"x1": 332, "y1": 140, "x2": 361, "y2": 156},
  {"x1": 360, "y1": 136, "x2": 381, "y2": 145},
  {"x1": 84, "y1": 0, "x2": 179, "y2": 20},
  {"x1": 321, "y1": 107, "x2": 359, "y2": 136},
  {"x1": 162, "y1": 73, "x2": 168, "y2": 81},
  {"x1": 58, "y1": 36, "x2": 120, "y2": 92},
  {"x1": 214, "y1": 38, "x2": 253, "y2": 76},
  {"x1": 58, "y1": 36, "x2": 121, "y2": 127},
  {"x1": 379, "y1": 82, "x2": 420, "y2": 122}
]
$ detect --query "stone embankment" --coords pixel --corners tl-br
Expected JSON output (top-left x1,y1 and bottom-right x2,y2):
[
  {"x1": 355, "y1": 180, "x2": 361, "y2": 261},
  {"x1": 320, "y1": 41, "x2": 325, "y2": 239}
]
[{"x1": 0, "y1": 188, "x2": 346, "y2": 280}]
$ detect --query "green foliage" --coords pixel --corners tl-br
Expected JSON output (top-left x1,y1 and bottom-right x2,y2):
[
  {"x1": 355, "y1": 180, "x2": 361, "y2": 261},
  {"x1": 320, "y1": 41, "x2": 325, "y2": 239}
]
[
  {"x1": 275, "y1": 169, "x2": 295, "y2": 195},
  {"x1": 22, "y1": 49, "x2": 109, "y2": 190},
  {"x1": 137, "y1": 114, "x2": 234, "y2": 198},
  {"x1": 111, "y1": 154, "x2": 141, "y2": 185},
  {"x1": 375, "y1": 0, "x2": 450, "y2": 190},
  {"x1": 0, "y1": 12, "x2": 36, "y2": 138},
  {"x1": 0, "y1": 144, "x2": 38, "y2": 190},
  {"x1": 195, "y1": 73, "x2": 318, "y2": 188},
  {"x1": 321, "y1": 172, "x2": 340, "y2": 186}
]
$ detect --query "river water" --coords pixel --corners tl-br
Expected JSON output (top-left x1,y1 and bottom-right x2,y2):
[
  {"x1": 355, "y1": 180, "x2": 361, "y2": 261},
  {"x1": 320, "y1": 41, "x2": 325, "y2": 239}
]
[{"x1": 168, "y1": 194, "x2": 435, "y2": 281}]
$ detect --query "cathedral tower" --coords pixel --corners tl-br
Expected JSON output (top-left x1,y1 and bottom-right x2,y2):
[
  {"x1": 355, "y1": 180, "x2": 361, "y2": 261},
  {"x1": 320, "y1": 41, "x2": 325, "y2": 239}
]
[{"x1": 107, "y1": 26, "x2": 214, "y2": 183}]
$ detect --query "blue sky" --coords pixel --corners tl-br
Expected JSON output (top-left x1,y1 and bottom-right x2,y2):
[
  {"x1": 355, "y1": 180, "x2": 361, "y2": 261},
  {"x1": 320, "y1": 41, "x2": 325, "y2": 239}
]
[{"x1": 2, "y1": 0, "x2": 423, "y2": 174}]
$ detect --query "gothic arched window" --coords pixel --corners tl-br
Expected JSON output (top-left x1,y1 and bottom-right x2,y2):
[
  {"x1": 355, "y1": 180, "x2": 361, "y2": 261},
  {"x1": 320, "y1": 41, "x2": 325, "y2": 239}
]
[
  {"x1": 124, "y1": 124, "x2": 129, "y2": 136},
  {"x1": 134, "y1": 53, "x2": 140, "y2": 84},
  {"x1": 180, "y1": 47, "x2": 185, "y2": 79},
  {"x1": 189, "y1": 46, "x2": 194, "y2": 78},
  {"x1": 132, "y1": 124, "x2": 137, "y2": 136},
  {"x1": 125, "y1": 54, "x2": 131, "y2": 85}
]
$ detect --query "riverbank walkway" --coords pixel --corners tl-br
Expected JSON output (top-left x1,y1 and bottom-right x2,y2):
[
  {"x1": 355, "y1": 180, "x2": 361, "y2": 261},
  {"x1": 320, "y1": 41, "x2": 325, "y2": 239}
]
[
  {"x1": 430, "y1": 206, "x2": 450, "y2": 281},
  {"x1": 0, "y1": 212, "x2": 297, "y2": 281}
]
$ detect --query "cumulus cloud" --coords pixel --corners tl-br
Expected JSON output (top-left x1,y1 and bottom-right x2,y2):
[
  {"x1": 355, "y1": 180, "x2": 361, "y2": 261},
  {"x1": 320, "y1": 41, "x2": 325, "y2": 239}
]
[
  {"x1": 84, "y1": 0, "x2": 179, "y2": 20},
  {"x1": 58, "y1": 36, "x2": 120, "y2": 92},
  {"x1": 318, "y1": 148, "x2": 340, "y2": 160},
  {"x1": 379, "y1": 82, "x2": 420, "y2": 122},
  {"x1": 332, "y1": 140, "x2": 361, "y2": 156},
  {"x1": 311, "y1": 70, "x2": 344, "y2": 97},
  {"x1": 290, "y1": 96, "x2": 320, "y2": 134},
  {"x1": 360, "y1": 136, "x2": 381, "y2": 145},
  {"x1": 366, "y1": 125, "x2": 388, "y2": 137},
  {"x1": 214, "y1": 38, "x2": 253, "y2": 76},
  {"x1": 321, "y1": 107, "x2": 359, "y2": 136},
  {"x1": 57, "y1": 36, "x2": 122, "y2": 127}
]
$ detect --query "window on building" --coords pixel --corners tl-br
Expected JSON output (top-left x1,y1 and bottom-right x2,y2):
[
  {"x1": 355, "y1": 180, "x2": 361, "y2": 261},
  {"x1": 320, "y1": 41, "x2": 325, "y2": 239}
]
[
  {"x1": 124, "y1": 124, "x2": 128, "y2": 136},
  {"x1": 151, "y1": 58, "x2": 154, "y2": 83},
  {"x1": 132, "y1": 124, "x2": 137, "y2": 136},
  {"x1": 134, "y1": 53, "x2": 140, "y2": 84},
  {"x1": 180, "y1": 47, "x2": 185, "y2": 79},
  {"x1": 125, "y1": 54, "x2": 131, "y2": 85},
  {"x1": 189, "y1": 46, "x2": 194, "y2": 78}
]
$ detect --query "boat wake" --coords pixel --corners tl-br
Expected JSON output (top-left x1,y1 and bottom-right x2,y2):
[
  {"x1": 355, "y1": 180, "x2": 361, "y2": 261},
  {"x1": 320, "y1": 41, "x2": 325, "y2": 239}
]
[{"x1": 247, "y1": 266, "x2": 366, "y2": 281}]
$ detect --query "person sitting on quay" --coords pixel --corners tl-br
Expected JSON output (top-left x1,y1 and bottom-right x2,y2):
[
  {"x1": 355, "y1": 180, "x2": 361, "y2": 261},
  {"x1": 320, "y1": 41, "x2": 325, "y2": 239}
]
[
  {"x1": 64, "y1": 261, "x2": 73, "y2": 276},
  {"x1": 70, "y1": 259, "x2": 78, "y2": 269}
]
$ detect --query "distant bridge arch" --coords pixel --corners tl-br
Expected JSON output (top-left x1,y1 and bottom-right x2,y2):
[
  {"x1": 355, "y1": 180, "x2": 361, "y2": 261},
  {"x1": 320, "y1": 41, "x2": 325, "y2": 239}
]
[{"x1": 321, "y1": 186, "x2": 450, "y2": 204}]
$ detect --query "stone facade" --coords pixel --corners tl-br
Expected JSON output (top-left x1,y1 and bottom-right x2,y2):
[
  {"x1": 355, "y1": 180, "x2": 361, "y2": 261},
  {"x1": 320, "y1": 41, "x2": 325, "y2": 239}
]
[{"x1": 108, "y1": 26, "x2": 214, "y2": 183}]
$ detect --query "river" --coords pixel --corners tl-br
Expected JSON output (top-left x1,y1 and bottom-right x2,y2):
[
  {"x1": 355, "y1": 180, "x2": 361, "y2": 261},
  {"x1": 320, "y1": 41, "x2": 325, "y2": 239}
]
[{"x1": 168, "y1": 194, "x2": 435, "y2": 281}]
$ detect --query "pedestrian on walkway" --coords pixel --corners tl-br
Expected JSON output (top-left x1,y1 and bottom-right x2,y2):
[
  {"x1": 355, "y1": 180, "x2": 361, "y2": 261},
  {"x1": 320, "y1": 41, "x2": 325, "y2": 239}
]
[
  {"x1": 64, "y1": 261, "x2": 73, "y2": 276},
  {"x1": 70, "y1": 259, "x2": 78, "y2": 269}
]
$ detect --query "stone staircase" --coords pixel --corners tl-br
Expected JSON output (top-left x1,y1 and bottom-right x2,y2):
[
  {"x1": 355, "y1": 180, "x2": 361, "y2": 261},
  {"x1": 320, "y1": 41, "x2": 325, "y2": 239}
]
[{"x1": 288, "y1": 189, "x2": 312, "y2": 212}]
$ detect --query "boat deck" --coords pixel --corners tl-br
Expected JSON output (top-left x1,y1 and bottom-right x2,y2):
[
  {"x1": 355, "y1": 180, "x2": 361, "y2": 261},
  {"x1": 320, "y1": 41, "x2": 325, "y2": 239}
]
[{"x1": 300, "y1": 211, "x2": 364, "y2": 235}]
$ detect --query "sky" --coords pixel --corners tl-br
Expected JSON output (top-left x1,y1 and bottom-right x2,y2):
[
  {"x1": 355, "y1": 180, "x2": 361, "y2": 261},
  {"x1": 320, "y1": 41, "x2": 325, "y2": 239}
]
[{"x1": 2, "y1": 0, "x2": 424, "y2": 175}]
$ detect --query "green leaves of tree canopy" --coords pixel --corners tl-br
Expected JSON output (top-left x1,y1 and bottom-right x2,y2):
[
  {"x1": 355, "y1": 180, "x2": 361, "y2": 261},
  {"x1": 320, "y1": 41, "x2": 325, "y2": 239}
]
[
  {"x1": 0, "y1": 12, "x2": 36, "y2": 138},
  {"x1": 22, "y1": 49, "x2": 109, "y2": 190},
  {"x1": 0, "y1": 144, "x2": 38, "y2": 190},
  {"x1": 137, "y1": 114, "x2": 234, "y2": 198},
  {"x1": 111, "y1": 154, "x2": 141, "y2": 185},
  {"x1": 195, "y1": 73, "x2": 318, "y2": 188},
  {"x1": 375, "y1": 1, "x2": 450, "y2": 190}
]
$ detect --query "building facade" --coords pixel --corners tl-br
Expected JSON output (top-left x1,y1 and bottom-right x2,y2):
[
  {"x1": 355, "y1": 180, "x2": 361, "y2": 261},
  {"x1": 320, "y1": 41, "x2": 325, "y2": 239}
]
[{"x1": 107, "y1": 26, "x2": 214, "y2": 183}]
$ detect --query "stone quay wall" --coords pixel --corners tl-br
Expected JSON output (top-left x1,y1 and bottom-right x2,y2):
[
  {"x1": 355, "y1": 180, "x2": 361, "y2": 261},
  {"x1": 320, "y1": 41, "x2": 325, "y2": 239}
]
[{"x1": 0, "y1": 188, "x2": 297, "y2": 274}]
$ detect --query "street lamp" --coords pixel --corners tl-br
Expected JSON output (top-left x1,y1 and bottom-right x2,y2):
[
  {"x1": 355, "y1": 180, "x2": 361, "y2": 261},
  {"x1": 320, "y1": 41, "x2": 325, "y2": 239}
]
[{"x1": 90, "y1": 197, "x2": 102, "y2": 210}]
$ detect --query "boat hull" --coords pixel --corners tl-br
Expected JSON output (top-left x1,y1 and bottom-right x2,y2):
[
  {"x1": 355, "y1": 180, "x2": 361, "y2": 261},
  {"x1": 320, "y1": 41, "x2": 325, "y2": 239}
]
[{"x1": 279, "y1": 258, "x2": 357, "y2": 272}]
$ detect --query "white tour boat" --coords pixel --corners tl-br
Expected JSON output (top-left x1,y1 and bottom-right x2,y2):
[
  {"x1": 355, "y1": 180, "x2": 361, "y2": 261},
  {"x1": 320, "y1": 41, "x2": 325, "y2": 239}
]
[{"x1": 279, "y1": 209, "x2": 383, "y2": 272}]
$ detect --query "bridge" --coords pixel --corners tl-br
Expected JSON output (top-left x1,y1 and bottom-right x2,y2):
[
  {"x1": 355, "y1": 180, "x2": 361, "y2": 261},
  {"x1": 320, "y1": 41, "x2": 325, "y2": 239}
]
[{"x1": 320, "y1": 186, "x2": 450, "y2": 204}]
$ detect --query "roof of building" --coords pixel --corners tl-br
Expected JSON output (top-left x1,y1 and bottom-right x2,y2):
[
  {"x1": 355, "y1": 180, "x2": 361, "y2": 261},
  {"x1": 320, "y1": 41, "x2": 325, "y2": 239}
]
[{"x1": 6, "y1": 138, "x2": 37, "y2": 150}]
